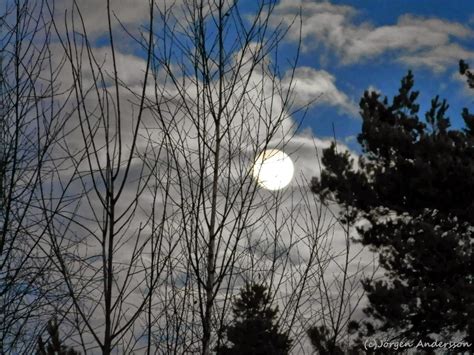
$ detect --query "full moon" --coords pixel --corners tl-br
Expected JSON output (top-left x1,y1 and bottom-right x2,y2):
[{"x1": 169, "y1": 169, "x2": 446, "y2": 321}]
[{"x1": 252, "y1": 149, "x2": 294, "y2": 190}]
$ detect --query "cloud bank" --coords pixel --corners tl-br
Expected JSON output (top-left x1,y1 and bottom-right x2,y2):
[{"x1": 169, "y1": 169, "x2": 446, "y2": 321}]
[{"x1": 273, "y1": 0, "x2": 474, "y2": 72}]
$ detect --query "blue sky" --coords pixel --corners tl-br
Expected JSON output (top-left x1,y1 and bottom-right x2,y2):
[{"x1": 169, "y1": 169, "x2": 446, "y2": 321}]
[
  {"x1": 62, "y1": 0, "x2": 474, "y2": 152},
  {"x1": 262, "y1": 0, "x2": 474, "y2": 151}
]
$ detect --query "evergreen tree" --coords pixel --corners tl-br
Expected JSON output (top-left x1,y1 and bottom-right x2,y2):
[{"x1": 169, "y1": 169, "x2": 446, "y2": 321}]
[
  {"x1": 37, "y1": 318, "x2": 80, "y2": 355},
  {"x1": 216, "y1": 282, "x2": 292, "y2": 355},
  {"x1": 311, "y1": 67, "x2": 474, "y2": 349},
  {"x1": 307, "y1": 325, "x2": 345, "y2": 355}
]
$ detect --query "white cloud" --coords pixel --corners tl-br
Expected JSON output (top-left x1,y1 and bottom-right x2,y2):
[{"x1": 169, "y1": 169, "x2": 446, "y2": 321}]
[
  {"x1": 272, "y1": 0, "x2": 474, "y2": 71},
  {"x1": 282, "y1": 66, "x2": 358, "y2": 116},
  {"x1": 54, "y1": 0, "x2": 151, "y2": 38},
  {"x1": 44, "y1": 39, "x2": 371, "y2": 352},
  {"x1": 7, "y1": 1, "x2": 376, "y2": 352},
  {"x1": 399, "y1": 43, "x2": 474, "y2": 73},
  {"x1": 54, "y1": 0, "x2": 227, "y2": 43}
]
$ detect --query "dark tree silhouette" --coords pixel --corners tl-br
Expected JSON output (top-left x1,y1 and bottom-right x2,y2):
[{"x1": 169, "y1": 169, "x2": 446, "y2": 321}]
[
  {"x1": 37, "y1": 319, "x2": 80, "y2": 355},
  {"x1": 216, "y1": 283, "x2": 292, "y2": 355},
  {"x1": 311, "y1": 68, "x2": 474, "y2": 349},
  {"x1": 307, "y1": 325, "x2": 345, "y2": 355}
]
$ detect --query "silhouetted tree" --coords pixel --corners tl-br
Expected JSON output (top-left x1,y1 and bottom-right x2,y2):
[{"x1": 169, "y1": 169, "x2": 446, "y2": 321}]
[
  {"x1": 307, "y1": 325, "x2": 345, "y2": 355},
  {"x1": 216, "y1": 283, "x2": 292, "y2": 355},
  {"x1": 42, "y1": 0, "x2": 343, "y2": 352},
  {"x1": 37, "y1": 318, "x2": 80, "y2": 355},
  {"x1": 311, "y1": 69, "x2": 474, "y2": 349},
  {"x1": 0, "y1": 1, "x2": 71, "y2": 352}
]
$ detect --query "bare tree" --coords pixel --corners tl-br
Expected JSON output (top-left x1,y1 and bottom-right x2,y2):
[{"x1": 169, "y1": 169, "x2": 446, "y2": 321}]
[
  {"x1": 144, "y1": 0, "x2": 300, "y2": 352},
  {"x1": 39, "y1": 0, "x2": 184, "y2": 353},
  {"x1": 0, "y1": 0, "x2": 72, "y2": 352},
  {"x1": 8, "y1": 0, "x2": 372, "y2": 353},
  {"x1": 144, "y1": 1, "x2": 370, "y2": 354}
]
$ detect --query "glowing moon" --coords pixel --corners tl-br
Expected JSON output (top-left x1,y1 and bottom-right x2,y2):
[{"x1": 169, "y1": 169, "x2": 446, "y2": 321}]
[{"x1": 252, "y1": 149, "x2": 294, "y2": 190}]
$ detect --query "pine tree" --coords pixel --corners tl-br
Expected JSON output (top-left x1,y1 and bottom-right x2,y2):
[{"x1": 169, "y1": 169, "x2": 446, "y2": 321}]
[
  {"x1": 311, "y1": 68, "x2": 474, "y2": 349},
  {"x1": 216, "y1": 283, "x2": 292, "y2": 355},
  {"x1": 37, "y1": 318, "x2": 81, "y2": 355},
  {"x1": 307, "y1": 325, "x2": 345, "y2": 355}
]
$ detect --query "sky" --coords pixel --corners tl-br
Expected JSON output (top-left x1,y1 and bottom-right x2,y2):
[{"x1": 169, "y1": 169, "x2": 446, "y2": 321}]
[
  {"x1": 266, "y1": 0, "x2": 474, "y2": 150},
  {"x1": 49, "y1": 0, "x2": 474, "y2": 153},
  {"x1": 6, "y1": 0, "x2": 472, "y2": 352},
  {"x1": 45, "y1": 0, "x2": 474, "y2": 293}
]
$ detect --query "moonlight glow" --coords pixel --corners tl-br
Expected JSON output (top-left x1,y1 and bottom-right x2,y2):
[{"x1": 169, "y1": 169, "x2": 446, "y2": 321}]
[{"x1": 252, "y1": 149, "x2": 294, "y2": 190}]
